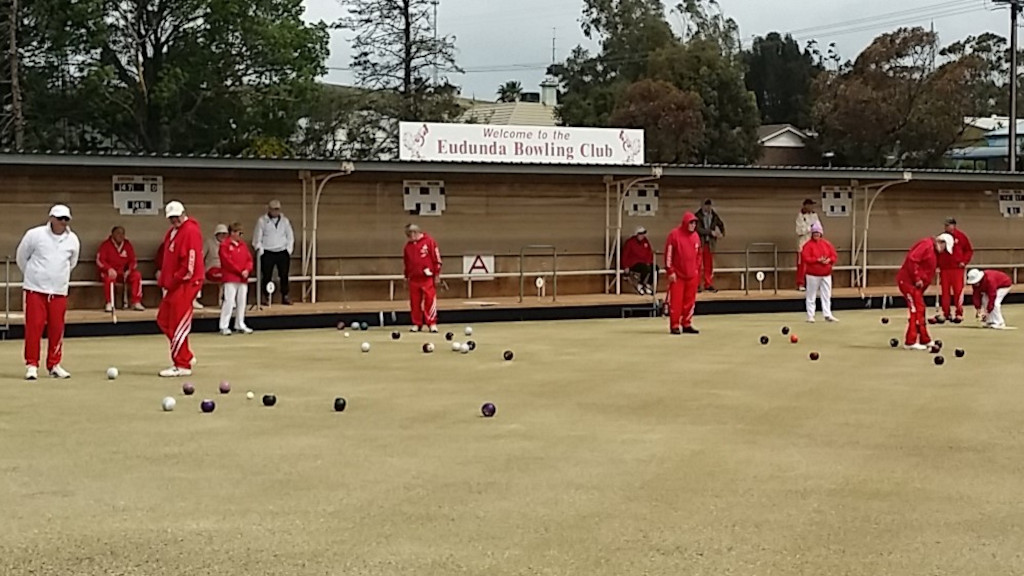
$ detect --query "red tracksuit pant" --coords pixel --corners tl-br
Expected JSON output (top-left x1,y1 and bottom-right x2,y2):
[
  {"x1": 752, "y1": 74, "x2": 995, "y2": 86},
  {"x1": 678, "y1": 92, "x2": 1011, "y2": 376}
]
[
  {"x1": 157, "y1": 283, "x2": 202, "y2": 368},
  {"x1": 700, "y1": 246, "x2": 715, "y2": 288},
  {"x1": 898, "y1": 279, "x2": 931, "y2": 346},
  {"x1": 667, "y1": 277, "x2": 698, "y2": 330},
  {"x1": 796, "y1": 254, "x2": 806, "y2": 289},
  {"x1": 939, "y1": 268, "x2": 965, "y2": 319},
  {"x1": 24, "y1": 290, "x2": 67, "y2": 370},
  {"x1": 409, "y1": 277, "x2": 437, "y2": 327},
  {"x1": 102, "y1": 270, "x2": 143, "y2": 305}
]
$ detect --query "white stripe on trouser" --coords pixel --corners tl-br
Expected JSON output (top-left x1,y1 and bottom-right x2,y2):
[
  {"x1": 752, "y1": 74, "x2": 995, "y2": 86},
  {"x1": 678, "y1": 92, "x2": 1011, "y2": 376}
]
[
  {"x1": 981, "y1": 287, "x2": 1011, "y2": 326},
  {"x1": 171, "y1": 311, "x2": 193, "y2": 357},
  {"x1": 805, "y1": 274, "x2": 833, "y2": 320},
  {"x1": 220, "y1": 283, "x2": 249, "y2": 330}
]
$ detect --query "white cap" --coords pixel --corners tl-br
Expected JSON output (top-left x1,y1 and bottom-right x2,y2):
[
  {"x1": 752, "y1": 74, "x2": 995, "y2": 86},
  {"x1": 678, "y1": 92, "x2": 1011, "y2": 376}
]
[
  {"x1": 936, "y1": 233, "x2": 954, "y2": 254},
  {"x1": 214, "y1": 223, "x2": 229, "y2": 235},
  {"x1": 967, "y1": 268, "x2": 984, "y2": 285},
  {"x1": 635, "y1": 226, "x2": 647, "y2": 235},
  {"x1": 49, "y1": 204, "x2": 72, "y2": 220},
  {"x1": 165, "y1": 201, "x2": 185, "y2": 218}
]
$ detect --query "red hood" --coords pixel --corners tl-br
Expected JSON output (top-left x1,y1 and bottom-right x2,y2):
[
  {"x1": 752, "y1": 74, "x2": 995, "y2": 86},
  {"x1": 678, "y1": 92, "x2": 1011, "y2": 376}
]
[{"x1": 681, "y1": 212, "x2": 697, "y2": 227}]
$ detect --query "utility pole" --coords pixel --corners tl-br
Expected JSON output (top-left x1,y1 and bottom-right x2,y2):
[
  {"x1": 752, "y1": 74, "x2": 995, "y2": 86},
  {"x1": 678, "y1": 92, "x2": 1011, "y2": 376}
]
[
  {"x1": 6, "y1": 0, "x2": 24, "y2": 149},
  {"x1": 996, "y1": 0, "x2": 1022, "y2": 171},
  {"x1": 551, "y1": 27, "x2": 556, "y2": 64},
  {"x1": 431, "y1": 0, "x2": 439, "y2": 85}
]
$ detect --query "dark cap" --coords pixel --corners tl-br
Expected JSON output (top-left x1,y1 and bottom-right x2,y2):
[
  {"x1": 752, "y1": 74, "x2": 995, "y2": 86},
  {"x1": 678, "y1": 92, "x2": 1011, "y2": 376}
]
[
  {"x1": 803, "y1": 198, "x2": 817, "y2": 206},
  {"x1": 944, "y1": 217, "x2": 957, "y2": 225},
  {"x1": 703, "y1": 198, "x2": 713, "y2": 206}
]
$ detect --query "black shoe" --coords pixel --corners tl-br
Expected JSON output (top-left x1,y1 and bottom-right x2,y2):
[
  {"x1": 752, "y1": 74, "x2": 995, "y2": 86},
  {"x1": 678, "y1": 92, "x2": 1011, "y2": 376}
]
[
  {"x1": 670, "y1": 328, "x2": 682, "y2": 335},
  {"x1": 683, "y1": 326, "x2": 700, "y2": 334},
  {"x1": 706, "y1": 286, "x2": 718, "y2": 293},
  {"x1": 282, "y1": 295, "x2": 293, "y2": 305},
  {"x1": 698, "y1": 286, "x2": 703, "y2": 293}
]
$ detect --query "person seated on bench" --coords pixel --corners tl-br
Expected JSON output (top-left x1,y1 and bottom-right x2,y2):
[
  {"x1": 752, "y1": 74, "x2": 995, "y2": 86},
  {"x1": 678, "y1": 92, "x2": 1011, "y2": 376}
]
[
  {"x1": 621, "y1": 226, "x2": 655, "y2": 295},
  {"x1": 97, "y1": 225, "x2": 144, "y2": 312}
]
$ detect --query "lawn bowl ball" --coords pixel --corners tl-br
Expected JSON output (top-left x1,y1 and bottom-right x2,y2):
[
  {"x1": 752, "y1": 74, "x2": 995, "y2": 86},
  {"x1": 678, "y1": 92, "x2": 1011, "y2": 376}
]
[
  {"x1": 460, "y1": 343, "x2": 470, "y2": 354},
  {"x1": 219, "y1": 380, "x2": 231, "y2": 394},
  {"x1": 481, "y1": 402, "x2": 496, "y2": 418},
  {"x1": 789, "y1": 334, "x2": 799, "y2": 344},
  {"x1": 344, "y1": 331, "x2": 350, "y2": 338},
  {"x1": 361, "y1": 342, "x2": 371, "y2": 353},
  {"x1": 464, "y1": 326, "x2": 474, "y2": 336},
  {"x1": 467, "y1": 340, "x2": 477, "y2": 351},
  {"x1": 881, "y1": 317, "x2": 890, "y2": 325},
  {"x1": 445, "y1": 331, "x2": 455, "y2": 341},
  {"x1": 934, "y1": 355, "x2": 945, "y2": 366},
  {"x1": 955, "y1": 348, "x2": 965, "y2": 358},
  {"x1": 391, "y1": 331, "x2": 401, "y2": 340},
  {"x1": 336, "y1": 321, "x2": 346, "y2": 330},
  {"x1": 452, "y1": 341, "x2": 462, "y2": 352},
  {"x1": 351, "y1": 324, "x2": 360, "y2": 332},
  {"x1": 809, "y1": 351, "x2": 820, "y2": 361},
  {"x1": 246, "y1": 391, "x2": 255, "y2": 400},
  {"x1": 161, "y1": 397, "x2": 176, "y2": 412},
  {"x1": 927, "y1": 317, "x2": 937, "y2": 325},
  {"x1": 106, "y1": 367, "x2": 119, "y2": 380},
  {"x1": 200, "y1": 399, "x2": 216, "y2": 413},
  {"x1": 422, "y1": 342, "x2": 435, "y2": 353},
  {"x1": 934, "y1": 339, "x2": 943, "y2": 349},
  {"x1": 334, "y1": 397, "x2": 347, "y2": 412},
  {"x1": 759, "y1": 335, "x2": 769, "y2": 345},
  {"x1": 360, "y1": 322, "x2": 368, "y2": 331},
  {"x1": 781, "y1": 326, "x2": 790, "y2": 335},
  {"x1": 182, "y1": 382, "x2": 196, "y2": 396},
  {"x1": 889, "y1": 338, "x2": 899, "y2": 348},
  {"x1": 262, "y1": 394, "x2": 277, "y2": 407},
  {"x1": 929, "y1": 344, "x2": 941, "y2": 354},
  {"x1": 503, "y1": 350, "x2": 514, "y2": 361}
]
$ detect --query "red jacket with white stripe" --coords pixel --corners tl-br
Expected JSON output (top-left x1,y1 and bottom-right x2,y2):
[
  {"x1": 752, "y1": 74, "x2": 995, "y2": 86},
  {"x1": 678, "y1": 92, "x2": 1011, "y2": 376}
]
[
  {"x1": 897, "y1": 238, "x2": 937, "y2": 288},
  {"x1": 404, "y1": 234, "x2": 442, "y2": 281},
  {"x1": 96, "y1": 237, "x2": 138, "y2": 274},
  {"x1": 664, "y1": 212, "x2": 701, "y2": 280},
  {"x1": 972, "y1": 270, "x2": 1012, "y2": 312},
  {"x1": 219, "y1": 238, "x2": 254, "y2": 284},
  {"x1": 158, "y1": 218, "x2": 204, "y2": 292},
  {"x1": 936, "y1": 228, "x2": 973, "y2": 270}
]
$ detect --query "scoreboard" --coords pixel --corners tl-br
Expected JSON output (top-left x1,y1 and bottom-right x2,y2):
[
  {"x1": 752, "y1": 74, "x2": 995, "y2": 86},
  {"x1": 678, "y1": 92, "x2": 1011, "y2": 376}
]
[{"x1": 112, "y1": 175, "x2": 163, "y2": 215}]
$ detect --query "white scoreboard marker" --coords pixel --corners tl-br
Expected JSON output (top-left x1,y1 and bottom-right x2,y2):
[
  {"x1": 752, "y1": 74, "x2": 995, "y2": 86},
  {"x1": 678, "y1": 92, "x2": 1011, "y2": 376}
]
[{"x1": 112, "y1": 175, "x2": 163, "y2": 215}]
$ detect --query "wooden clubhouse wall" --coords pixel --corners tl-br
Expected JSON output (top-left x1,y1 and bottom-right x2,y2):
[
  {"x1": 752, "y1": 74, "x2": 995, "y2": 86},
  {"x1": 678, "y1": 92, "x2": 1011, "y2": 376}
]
[{"x1": 0, "y1": 163, "x2": 1022, "y2": 310}]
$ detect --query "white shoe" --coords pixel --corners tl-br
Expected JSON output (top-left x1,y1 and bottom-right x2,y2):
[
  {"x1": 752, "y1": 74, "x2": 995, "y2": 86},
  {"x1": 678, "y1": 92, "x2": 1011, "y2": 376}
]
[
  {"x1": 409, "y1": 326, "x2": 421, "y2": 332},
  {"x1": 132, "y1": 303, "x2": 146, "y2": 311},
  {"x1": 159, "y1": 366, "x2": 192, "y2": 377},
  {"x1": 25, "y1": 365, "x2": 38, "y2": 380},
  {"x1": 190, "y1": 357, "x2": 197, "y2": 367},
  {"x1": 428, "y1": 325, "x2": 439, "y2": 333},
  {"x1": 192, "y1": 300, "x2": 204, "y2": 310},
  {"x1": 987, "y1": 323, "x2": 1006, "y2": 330},
  {"x1": 236, "y1": 326, "x2": 254, "y2": 334},
  {"x1": 904, "y1": 343, "x2": 929, "y2": 351},
  {"x1": 806, "y1": 318, "x2": 815, "y2": 323},
  {"x1": 104, "y1": 303, "x2": 113, "y2": 312},
  {"x1": 220, "y1": 328, "x2": 232, "y2": 336},
  {"x1": 798, "y1": 286, "x2": 806, "y2": 292},
  {"x1": 826, "y1": 316, "x2": 839, "y2": 322},
  {"x1": 49, "y1": 365, "x2": 71, "y2": 379}
]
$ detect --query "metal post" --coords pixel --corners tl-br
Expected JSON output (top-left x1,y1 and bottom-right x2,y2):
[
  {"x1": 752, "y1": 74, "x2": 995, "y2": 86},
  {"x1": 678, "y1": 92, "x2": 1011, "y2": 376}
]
[
  {"x1": 5, "y1": 256, "x2": 10, "y2": 332},
  {"x1": 1012, "y1": 0, "x2": 1021, "y2": 171},
  {"x1": 518, "y1": 245, "x2": 557, "y2": 303}
]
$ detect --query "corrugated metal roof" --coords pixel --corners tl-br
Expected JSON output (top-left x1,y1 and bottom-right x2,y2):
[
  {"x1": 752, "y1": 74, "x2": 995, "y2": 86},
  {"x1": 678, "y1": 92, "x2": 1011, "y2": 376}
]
[{"x1": 460, "y1": 102, "x2": 558, "y2": 126}]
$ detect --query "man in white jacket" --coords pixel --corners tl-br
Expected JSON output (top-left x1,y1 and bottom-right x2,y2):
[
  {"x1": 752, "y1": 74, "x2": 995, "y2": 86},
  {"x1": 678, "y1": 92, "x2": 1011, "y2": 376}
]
[
  {"x1": 252, "y1": 199, "x2": 295, "y2": 305},
  {"x1": 16, "y1": 204, "x2": 81, "y2": 380},
  {"x1": 794, "y1": 198, "x2": 820, "y2": 291}
]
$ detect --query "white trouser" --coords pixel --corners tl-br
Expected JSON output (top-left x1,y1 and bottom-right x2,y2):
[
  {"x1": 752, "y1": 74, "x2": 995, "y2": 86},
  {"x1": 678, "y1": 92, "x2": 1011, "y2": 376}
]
[
  {"x1": 981, "y1": 287, "x2": 1011, "y2": 326},
  {"x1": 219, "y1": 282, "x2": 249, "y2": 330},
  {"x1": 805, "y1": 274, "x2": 833, "y2": 320}
]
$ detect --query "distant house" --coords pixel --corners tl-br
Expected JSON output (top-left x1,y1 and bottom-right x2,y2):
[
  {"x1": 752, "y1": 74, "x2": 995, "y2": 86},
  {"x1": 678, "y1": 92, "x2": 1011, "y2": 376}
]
[
  {"x1": 755, "y1": 124, "x2": 816, "y2": 166},
  {"x1": 946, "y1": 117, "x2": 1019, "y2": 171},
  {"x1": 460, "y1": 80, "x2": 558, "y2": 126}
]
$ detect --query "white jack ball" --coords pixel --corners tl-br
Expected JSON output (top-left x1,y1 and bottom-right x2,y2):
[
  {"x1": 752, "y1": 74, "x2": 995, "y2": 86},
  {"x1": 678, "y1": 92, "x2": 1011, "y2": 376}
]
[
  {"x1": 464, "y1": 326, "x2": 473, "y2": 336},
  {"x1": 361, "y1": 342, "x2": 371, "y2": 353},
  {"x1": 161, "y1": 397, "x2": 176, "y2": 412},
  {"x1": 451, "y1": 341, "x2": 462, "y2": 352},
  {"x1": 246, "y1": 391, "x2": 255, "y2": 400},
  {"x1": 106, "y1": 367, "x2": 119, "y2": 380}
]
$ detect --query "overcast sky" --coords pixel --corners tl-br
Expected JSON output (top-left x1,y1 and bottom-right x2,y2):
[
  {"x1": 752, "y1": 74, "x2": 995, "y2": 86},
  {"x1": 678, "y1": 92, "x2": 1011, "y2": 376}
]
[{"x1": 302, "y1": 0, "x2": 1008, "y2": 101}]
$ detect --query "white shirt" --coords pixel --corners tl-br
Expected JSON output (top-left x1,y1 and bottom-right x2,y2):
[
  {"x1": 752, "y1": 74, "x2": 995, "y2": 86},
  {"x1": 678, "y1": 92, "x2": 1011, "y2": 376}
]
[
  {"x1": 16, "y1": 224, "x2": 81, "y2": 296},
  {"x1": 795, "y1": 211, "x2": 820, "y2": 248},
  {"x1": 253, "y1": 213, "x2": 294, "y2": 254},
  {"x1": 203, "y1": 237, "x2": 222, "y2": 268}
]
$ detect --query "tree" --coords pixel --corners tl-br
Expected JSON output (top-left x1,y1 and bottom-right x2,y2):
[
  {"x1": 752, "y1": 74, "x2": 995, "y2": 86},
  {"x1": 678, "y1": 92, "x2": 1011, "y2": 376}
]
[
  {"x1": 743, "y1": 32, "x2": 819, "y2": 127},
  {"x1": 812, "y1": 27, "x2": 987, "y2": 167},
  {"x1": 608, "y1": 79, "x2": 705, "y2": 163},
  {"x1": 496, "y1": 80, "x2": 523, "y2": 103},
  {"x1": 941, "y1": 33, "x2": 1008, "y2": 116}
]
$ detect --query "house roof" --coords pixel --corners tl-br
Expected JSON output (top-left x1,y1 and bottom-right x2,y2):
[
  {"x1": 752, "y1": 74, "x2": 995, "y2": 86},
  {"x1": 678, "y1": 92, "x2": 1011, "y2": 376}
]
[
  {"x1": 459, "y1": 102, "x2": 557, "y2": 126},
  {"x1": 984, "y1": 120, "x2": 1024, "y2": 137},
  {"x1": 964, "y1": 116, "x2": 1011, "y2": 132},
  {"x1": 757, "y1": 124, "x2": 809, "y2": 145},
  {"x1": 4, "y1": 150, "x2": 1024, "y2": 184}
]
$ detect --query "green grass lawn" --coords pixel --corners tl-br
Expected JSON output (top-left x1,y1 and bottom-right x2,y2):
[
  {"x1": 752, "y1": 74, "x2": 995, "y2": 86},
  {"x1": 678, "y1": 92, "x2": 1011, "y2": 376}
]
[{"x1": 1, "y1": 307, "x2": 1022, "y2": 575}]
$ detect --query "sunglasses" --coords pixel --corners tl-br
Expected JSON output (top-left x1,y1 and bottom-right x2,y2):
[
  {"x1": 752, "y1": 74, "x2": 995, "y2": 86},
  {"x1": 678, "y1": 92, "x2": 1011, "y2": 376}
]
[{"x1": 56, "y1": 217, "x2": 70, "y2": 222}]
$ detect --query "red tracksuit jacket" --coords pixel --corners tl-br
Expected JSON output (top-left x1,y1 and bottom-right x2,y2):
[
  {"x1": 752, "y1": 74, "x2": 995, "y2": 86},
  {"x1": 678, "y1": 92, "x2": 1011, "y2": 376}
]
[
  {"x1": 800, "y1": 237, "x2": 838, "y2": 277},
  {"x1": 897, "y1": 238, "x2": 938, "y2": 288},
  {"x1": 621, "y1": 235, "x2": 654, "y2": 269},
  {"x1": 664, "y1": 213, "x2": 701, "y2": 280},
  {"x1": 96, "y1": 237, "x2": 138, "y2": 273},
  {"x1": 936, "y1": 228, "x2": 973, "y2": 270},
  {"x1": 158, "y1": 218, "x2": 204, "y2": 291},
  {"x1": 972, "y1": 270, "x2": 1012, "y2": 312},
  {"x1": 404, "y1": 234, "x2": 442, "y2": 281},
  {"x1": 219, "y1": 238, "x2": 254, "y2": 283}
]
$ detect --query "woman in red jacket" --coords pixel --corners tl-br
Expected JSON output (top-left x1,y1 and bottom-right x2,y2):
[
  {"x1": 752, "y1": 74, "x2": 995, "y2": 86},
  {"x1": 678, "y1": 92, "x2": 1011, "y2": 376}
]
[
  {"x1": 800, "y1": 221, "x2": 839, "y2": 323},
  {"x1": 218, "y1": 222, "x2": 255, "y2": 335}
]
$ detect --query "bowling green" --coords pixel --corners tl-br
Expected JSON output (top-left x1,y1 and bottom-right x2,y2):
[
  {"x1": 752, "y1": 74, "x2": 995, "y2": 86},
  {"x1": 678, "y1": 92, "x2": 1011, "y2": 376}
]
[{"x1": 2, "y1": 307, "x2": 1023, "y2": 575}]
